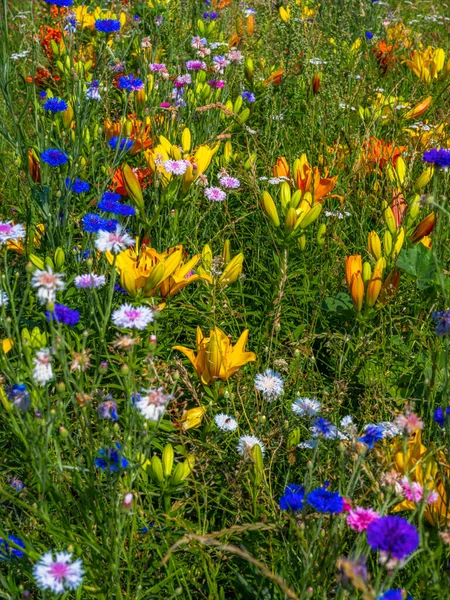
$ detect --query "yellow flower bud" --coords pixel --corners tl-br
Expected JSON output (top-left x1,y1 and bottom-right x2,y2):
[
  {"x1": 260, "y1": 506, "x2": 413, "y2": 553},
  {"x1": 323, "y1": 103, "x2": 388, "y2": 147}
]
[
  {"x1": 392, "y1": 227, "x2": 405, "y2": 259},
  {"x1": 317, "y1": 223, "x2": 326, "y2": 246},
  {"x1": 298, "y1": 203, "x2": 322, "y2": 229},
  {"x1": 383, "y1": 230, "x2": 393, "y2": 256},
  {"x1": 284, "y1": 207, "x2": 297, "y2": 234},
  {"x1": 280, "y1": 181, "x2": 291, "y2": 209},
  {"x1": 414, "y1": 166, "x2": 434, "y2": 191},
  {"x1": 261, "y1": 191, "x2": 280, "y2": 227},
  {"x1": 362, "y1": 262, "x2": 372, "y2": 285},
  {"x1": 368, "y1": 231, "x2": 382, "y2": 260},
  {"x1": 181, "y1": 128, "x2": 191, "y2": 153},
  {"x1": 162, "y1": 444, "x2": 174, "y2": 477},
  {"x1": 382, "y1": 200, "x2": 397, "y2": 234}
]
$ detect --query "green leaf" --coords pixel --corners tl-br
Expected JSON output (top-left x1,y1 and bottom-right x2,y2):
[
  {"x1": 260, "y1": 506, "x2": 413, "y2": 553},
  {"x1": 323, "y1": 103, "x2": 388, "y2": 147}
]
[{"x1": 397, "y1": 245, "x2": 436, "y2": 289}]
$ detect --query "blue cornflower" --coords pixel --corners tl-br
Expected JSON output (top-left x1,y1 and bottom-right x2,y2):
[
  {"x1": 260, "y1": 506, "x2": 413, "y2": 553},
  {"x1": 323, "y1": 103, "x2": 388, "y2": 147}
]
[
  {"x1": 311, "y1": 417, "x2": 339, "y2": 439},
  {"x1": 98, "y1": 192, "x2": 136, "y2": 217},
  {"x1": 118, "y1": 75, "x2": 145, "y2": 92},
  {"x1": 203, "y1": 11, "x2": 218, "y2": 19},
  {"x1": 82, "y1": 213, "x2": 119, "y2": 233},
  {"x1": 241, "y1": 91, "x2": 256, "y2": 103},
  {"x1": 432, "y1": 311, "x2": 450, "y2": 335},
  {"x1": 10, "y1": 477, "x2": 25, "y2": 491},
  {"x1": 43, "y1": 98, "x2": 68, "y2": 113},
  {"x1": 44, "y1": 0, "x2": 73, "y2": 5},
  {"x1": 433, "y1": 406, "x2": 450, "y2": 427},
  {"x1": 366, "y1": 515, "x2": 419, "y2": 560},
  {"x1": 41, "y1": 148, "x2": 69, "y2": 167},
  {"x1": 6, "y1": 384, "x2": 31, "y2": 411},
  {"x1": 95, "y1": 443, "x2": 128, "y2": 472},
  {"x1": 65, "y1": 12, "x2": 78, "y2": 32},
  {"x1": 114, "y1": 283, "x2": 128, "y2": 295},
  {"x1": 378, "y1": 591, "x2": 412, "y2": 600},
  {"x1": 95, "y1": 19, "x2": 121, "y2": 33},
  {"x1": 0, "y1": 535, "x2": 25, "y2": 560},
  {"x1": 46, "y1": 304, "x2": 80, "y2": 327},
  {"x1": 66, "y1": 178, "x2": 90, "y2": 194},
  {"x1": 98, "y1": 399, "x2": 119, "y2": 421},
  {"x1": 365, "y1": 31, "x2": 374, "y2": 40},
  {"x1": 39, "y1": 91, "x2": 47, "y2": 100},
  {"x1": 359, "y1": 425, "x2": 384, "y2": 449},
  {"x1": 306, "y1": 487, "x2": 344, "y2": 513},
  {"x1": 279, "y1": 484, "x2": 305, "y2": 512},
  {"x1": 423, "y1": 148, "x2": 450, "y2": 168},
  {"x1": 108, "y1": 136, "x2": 134, "y2": 151}
]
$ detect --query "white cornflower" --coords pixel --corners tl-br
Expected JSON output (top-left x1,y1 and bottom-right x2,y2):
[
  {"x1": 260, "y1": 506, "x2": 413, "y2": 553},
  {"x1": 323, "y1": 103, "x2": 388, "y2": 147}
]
[
  {"x1": 0, "y1": 291, "x2": 8, "y2": 307},
  {"x1": 32, "y1": 348, "x2": 54, "y2": 385},
  {"x1": 298, "y1": 439, "x2": 318, "y2": 449},
  {"x1": 94, "y1": 226, "x2": 134, "y2": 254},
  {"x1": 377, "y1": 421, "x2": 402, "y2": 439},
  {"x1": 254, "y1": 369, "x2": 284, "y2": 401},
  {"x1": 214, "y1": 413, "x2": 238, "y2": 431},
  {"x1": 112, "y1": 304, "x2": 154, "y2": 330},
  {"x1": 292, "y1": 397, "x2": 321, "y2": 417},
  {"x1": 31, "y1": 267, "x2": 65, "y2": 305},
  {"x1": 74, "y1": 274, "x2": 106, "y2": 289},
  {"x1": 237, "y1": 435, "x2": 265, "y2": 457},
  {"x1": 164, "y1": 159, "x2": 190, "y2": 175},
  {"x1": 33, "y1": 551, "x2": 84, "y2": 594},
  {"x1": 0, "y1": 221, "x2": 25, "y2": 244},
  {"x1": 135, "y1": 387, "x2": 172, "y2": 421},
  {"x1": 340, "y1": 415, "x2": 355, "y2": 430}
]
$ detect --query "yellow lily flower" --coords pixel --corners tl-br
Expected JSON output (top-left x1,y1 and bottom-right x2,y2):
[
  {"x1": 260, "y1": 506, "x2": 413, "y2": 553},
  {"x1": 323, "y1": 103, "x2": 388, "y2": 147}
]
[
  {"x1": 173, "y1": 327, "x2": 256, "y2": 385},
  {"x1": 107, "y1": 241, "x2": 212, "y2": 298},
  {"x1": 196, "y1": 242, "x2": 244, "y2": 289},
  {"x1": 1, "y1": 339, "x2": 13, "y2": 354},
  {"x1": 180, "y1": 406, "x2": 207, "y2": 430},
  {"x1": 404, "y1": 47, "x2": 446, "y2": 83}
]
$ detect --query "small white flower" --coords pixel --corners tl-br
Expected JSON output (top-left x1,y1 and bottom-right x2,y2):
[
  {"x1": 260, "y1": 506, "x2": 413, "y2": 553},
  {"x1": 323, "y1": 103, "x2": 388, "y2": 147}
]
[
  {"x1": 135, "y1": 387, "x2": 172, "y2": 421},
  {"x1": 267, "y1": 176, "x2": 289, "y2": 185},
  {"x1": 0, "y1": 221, "x2": 25, "y2": 244},
  {"x1": 340, "y1": 415, "x2": 355, "y2": 430},
  {"x1": 292, "y1": 397, "x2": 321, "y2": 417},
  {"x1": 74, "y1": 274, "x2": 106, "y2": 289},
  {"x1": 214, "y1": 413, "x2": 238, "y2": 431},
  {"x1": 298, "y1": 439, "x2": 318, "y2": 449},
  {"x1": 112, "y1": 304, "x2": 154, "y2": 330},
  {"x1": 33, "y1": 551, "x2": 84, "y2": 594},
  {"x1": 254, "y1": 369, "x2": 284, "y2": 401},
  {"x1": 237, "y1": 435, "x2": 265, "y2": 457},
  {"x1": 377, "y1": 421, "x2": 402, "y2": 439},
  {"x1": 95, "y1": 226, "x2": 134, "y2": 254},
  {"x1": 0, "y1": 291, "x2": 8, "y2": 307},
  {"x1": 31, "y1": 267, "x2": 65, "y2": 305},
  {"x1": 32, "y1": 348, "x2": 54, "y2": 385}
]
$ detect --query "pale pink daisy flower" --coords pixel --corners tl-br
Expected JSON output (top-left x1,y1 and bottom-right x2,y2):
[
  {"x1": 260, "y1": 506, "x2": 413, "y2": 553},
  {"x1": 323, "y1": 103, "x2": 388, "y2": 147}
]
[
  {"x1": 426, "y1": 490, "x2": 439, "y2": 504},
  {"x1": 237, "y1": 435, "x2": 265, "y2": 457},
  {"x1": 227, "y1": 49, "x2": 244, "y2": 63},
  {"x1": 32, "y1": 348, "x2": 54, "y2": 385},
  {"x1": 74, "y1": 274, "x2": 106, "y2": 289},
  {"x1": 205, "y1": 187, "x2": 226, "y2": 202},
  {"x1": 346, "y1": 507, "x2": 380, "y2": 532},
  {"x1": 31, "y1": 266, "x2": 65, "y2": 305},
  {"x1": 164, "y1": 159, "x2": 189, "y2": 175},
  {"x1": 135, "y1": 387, "x2": 172, "y2": 420},
  {"x1": 394, "y1": 412, "x2": 424, "y2": 434},
  {"x1": 33, "y1": 551, "x2": 84, "y2": 594},
  {"x1": 400, "y1": 478, "x2": 423, "y2": 503},
  {"x1": 0, "y1": 221, "x2": 25, "y2": 244},
  {"x1": 94, "y1": 226, "x2": 134, "y2": 254},
  {"x1": 112, "y1": 303, "x2": 154, "y2": 330},
  {"x1": 219, "y1": 176, "x2": 240, "y2": 189}
]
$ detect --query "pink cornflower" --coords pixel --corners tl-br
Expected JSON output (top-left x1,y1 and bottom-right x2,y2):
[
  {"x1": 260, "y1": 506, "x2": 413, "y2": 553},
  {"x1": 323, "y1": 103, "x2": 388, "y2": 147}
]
[
  {"x1": 186, "y1": 60, "x2": 206, "y2": 71},
  {"x1": 347, "y1": 507, "x2": 380, "y2": 532},
  {"x1": 149, "y1": 63, "x2": 167, "y2": 72},
  {"x1": 400, "y1": 478, "x2": 423, "y2": 503},
  {"x1": 94, "y1": 226, "x2": 134, "y2": 254},
  {"x1": 74, "y1": 274, "x2": 106, "y2": 289},
  {"x1": 395, "y1": 412, "x2": 424, "y2": 434},
  {"x1": 112, "y1": 303, "x2": 154, "y2": 330},
  {"x1": 173, "y1": 74, "x2": 191, "y2": 88},
  {"x1": 33, "y1": 551, "x2": 84, "y2": 594},
  {"x1": 205, "y1": 187, "x2": 226, "y2": 202},
  {"x1": 0, "y1": 221, "x2": 25, "y2": 244},
  {"x1": 219, "y1": 176, "x2": 240, "y2": 189},
  {"x1": 31, "y1": 266, "x2": 65, "y2": 304},
  {"x1": 227, "y1": 49, "x2": 244, "y2": 63},
  {"x1": 164, "y1": 159, "x2": 190, "y2": 175},
  {"x1": 207, "y1": 79, "x2": 225, "y2": 88}
]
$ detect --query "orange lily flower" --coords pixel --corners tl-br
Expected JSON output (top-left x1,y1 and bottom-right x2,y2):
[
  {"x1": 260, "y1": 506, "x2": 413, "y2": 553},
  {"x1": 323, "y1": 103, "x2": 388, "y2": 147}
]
[
  {"x1": 346, "y1": 255, "x2": 364, "y2": 312},
  {"x1": 294, "y1": 154, "x2": 338, "y2": 204},
  {"x1": 262, "y1": 69, "x2": 284, "y2": 87}
]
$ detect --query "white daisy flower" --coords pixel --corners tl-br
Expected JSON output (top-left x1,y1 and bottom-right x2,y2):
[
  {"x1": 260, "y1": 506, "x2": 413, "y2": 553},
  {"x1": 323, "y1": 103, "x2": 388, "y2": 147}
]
[
  {"x1": 291, "y1": 397, "x2": 321, "y2": 417},
  {"x1": 94, "y1": 226, "x2": 134, "y2": 254},
  {"x1": 237, "y1": 435, "x2": 265, "y2": 457},
  {"x1": 0, "y1": 221, "x2": 25, "y2": 244},
  {"x1": 31, "y1": 267, "x2": 65, "y2": 305},
  {"x1": 214, "y1": 413, "x2": 238, "y2": 431},
  {"x1": 112, "y1": 304, "x2": 154, "y2": 330},
  {"x1": 33, "y1": 551, "x2": 84, "y2": 594},
  {"x1": 135, "y1": 387, "x2": 172, "y2": 421},
  {"x1": 254, "y1": 369, "x2": 284, "y2": 401}
]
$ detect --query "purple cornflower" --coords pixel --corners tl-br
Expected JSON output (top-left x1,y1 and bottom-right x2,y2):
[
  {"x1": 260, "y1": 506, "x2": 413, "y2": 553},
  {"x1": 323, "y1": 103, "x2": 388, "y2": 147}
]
[
  {"x1": 44, "y1": 0, "x2": 73, "y2": 5},
  {"x1": 74, "y1": 274, "x2": 106, "y2": 289},
  {"x1": 43, "y1": 98, "x2": 68, "y2": 113},
  {"x1": 203, "y1": 11, "x2": 218, "y2": 19},
  {"x1": 10, "y1": 477, "x2": 25, "y2": 491},
  {"x1": 191, "y1": 36, "x2": 207, "y2": 49},
  {"x1": 82, "y1": 213, "x2": 119, "y2": 233},
  {"x1": 97, "y1": 400, "x2": 119, "y2": 421},
  {"x1": 41, "y1": 148, "x2": 69, "y2": 167},
  {"x1": 173, "y1": 74, "x2": 192, "y2": 88},
  {"x1": 149, "y1": 63, "x2": 167, "y2": 72},
  {"x1": 108, "y1": 137, "x2": 134, "y2": 152},
  {"x1": 186, "y1": 60, "x2": 207, "y2": 71},
  {"x1": 241, "y1": 91, "x2": 256, "y2": 102},
  {"x1": 366, "y1": 515, "x2": 419, "y2": 560},
  {"x1": 213, "y1": 56, "x2": 230, "y2": 73},
  {"x1": 65, "y1": 178, "x2": 90, "y2": 194},
  {"x1": 306, "y1": 487, "x2": 344, "y2": 513},
  {"x1": 205, "y1": 187, "x2": 226, "y2": 202},
  {"x1": 118, "y1": 75, "x2": 145, "y2": 92},
  {"x1": 279, "y1": 484, "x2": 305, "y2": 512},
  {"x1": 423, "y1": 148, "x2": 450, "y2": 168},
  {"x1": 378, "y1": 591, "x2": 412, "y2": 600},
  {"x1": 207, "y1": 79, "x2": 225, "y2": 88},
  {"x1": 432, "y1": 311, "x2": 450, "y2": 335},
  {"x1": 98, "y1": 191, "x2": 136, "y2": 216},
  {"x1": 433, "y1": 406, "x2": 450, "y2": 427},
  {"x1": 114, "y1": 283, "x2": 128, "y2": 295},
  {"x1": 95, "y1": 443, "x2": 128, "y2": 472},
  {"x1": 6, "y1": 384, "x2": 31, "y2": 411},
  {"x1": 47, "y1": 304, "x2": 80, "y2": 327},
  {"x1": 219, "y1": 176, "x2": 240, "y2": 189},
  {"x1": 365, "y1": 31, "x2": 374, "y2": 40},
  {"x1": 311, "y1": 417, "x2": 339, "y2": 439},
  {"x1": 86, "y1": 80, "x2": 101, "y2": 101},
  {"x1": 359, "y1": 425, "x2": 384, "y2": 449},
  {"x1": 95, "y1": 19, "x2": 121, "y2": 33}
]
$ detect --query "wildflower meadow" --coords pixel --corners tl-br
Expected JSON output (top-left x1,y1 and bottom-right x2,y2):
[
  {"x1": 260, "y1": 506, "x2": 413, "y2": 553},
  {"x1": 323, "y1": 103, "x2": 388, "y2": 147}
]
[{"x1": 1, "y1": 0, "x2": 450, "y2": 597}]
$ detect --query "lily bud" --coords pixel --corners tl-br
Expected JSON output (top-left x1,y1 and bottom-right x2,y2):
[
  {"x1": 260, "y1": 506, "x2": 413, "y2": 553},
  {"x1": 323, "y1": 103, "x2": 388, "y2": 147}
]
[
  {"x1": 224, "y1": 141, "x2": 232, "y2": 163},
  {"x1": 244, "y1": 57, "x2": 254, "y2": 82},
  {"x1": 122, "y1": 164, "x2": 144, "y2": 212},
  {"x1": 362, "y1": 262, "x2": 372, "y2": 285},
  {"x1": 350, "y1": 271, "x2": 364, "y2": 312},
  {"x1": 317, "y1": 223, "x2": 326, "y2": 246},
  {"x1": 290, "y1": 189, "x2": 302, "y2": 209},
  {"x1": 312, "y1": 74, "x2": 321, "y2": 94},
  {"x1": 366, "y1": 259, "x2": 384, "y2": 308},
  {"x1": 410, "y1": 212, "x2": 435, "y2": 244},
  {"x1": 382, "y1": 200, "x2": 397, "y2": 234},
  {"x1": 378, "y1": 269, "x2": 400, "y2": 304},
  {"x1": 395, "y1": 156, "x2": 406, "y2": 185},
  {"x1": 405, "y1": 96, "x2": 432, "y2": 120},
  {"x1": 280, "y1": 181, "x2": 291, "y2": 209},
  {"x1": 222, "y1": 240, "x2": 231, "y2": 264},
  {"x1": 149, "y1": 456, "x2": 165, "y2": 484},
  {"x1": 298, "y1": 203, "x2": 322, "y2": 229},
  {"x1": 284, "y1": 207, "x2": 297, "y2": 234},
  {"x1": 202, "y1": 244, "x2": 212, "y2": 273},
  {"x1": 297, "y1": 235, "x2": 306, "y2": 251},
  {"x1": 383, "y1": 230, "x2": 393, "y2": 256},
  {"x1": 143, "y1": 261, "x2": 166, "y2": 293},
  {"x1": 218, "y1": 253, "x2": 243, "y2": 288},
  {"x1": 162, "y1": 444, "x2": 174, "y2": 477},
  {"x1": 392, "y1": 227, "x2": 405, "y2": 259},
  {"x1": 261, "y1": 191, "x2": 280, "y2": 227},
  {"x1": 368, "y1": 231, "x2": 382, "y2": 260},
  {"x1": 414, "y1": 167, "x2": 434, "y2": 191},
  {"x1": 136, "y1": 89, "x2": 146, "y2": 109},
  {"x1": 28, "y1": 149, "x2": 41, "y2": 183},
  {"x1": 54, "y1": 247, "x2": 65, "y2": 270}
]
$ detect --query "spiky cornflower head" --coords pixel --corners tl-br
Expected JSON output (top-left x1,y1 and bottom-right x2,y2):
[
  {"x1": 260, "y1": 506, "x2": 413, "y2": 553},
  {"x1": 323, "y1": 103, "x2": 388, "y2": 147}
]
[
  {"x1": 164, "y1": 159, "x2": 189, "y2": 175},
  {"x1": 44, "y1": 0, "x2": 73, "y2": 5},
  {"x1": 306, "y1": 487, "x2": 344, "y2": 513},
  {"x1": 65, "y1": 178, "x2": 90, "y2": 194},
  {"x1": 347, "y1": 507, "x2": 380, "y2": 532},
  {"x1": 98, "y1": 192, "x2": 136, "y2": 217},
  {"x1": 134, "y1": 387, "x2": 172, "y2": 421},
  {"x1": 70, "y1": 349, "x2": 91, "y2": 372},
  {"x1": 173, "y1": 74, "x2": 192, "y2": 88},
  {"x1": 47, "y1": 304, "x2": 80, "y2": 327},
  {"x1": 359, "y1": 424, "x2": 384, "y2": 449},
  {"x1": 6, "y1": 384, "x2": 31, "y2": 411},
  {"x1": 95, "y1": 443, "x2": 128, "y2": 472},
  {"x1": 254, "y1": 369, "x2": 284, "y2": 401},
  {"x1": 108, "y1": 136, "x2": 134, "y2": 152},
  {"x1": 186, "y1": 60, "x2": 207, "y2": 71},
  {"x1": 213, "y1": 55, "x2": 230, "y2": 73},
  {"x1": 43, "y1": 98, "x2": 68, "y2": 113},
  {"x1": 118, "y1": 75, "x2": 145, "y2": 92},
  {"x1": 41, "y1": 148, "x2": 69, "y2": 167},
  {"x1": 214, "y1": 413, "x2": 238, "y2": 431},
  {"x1": 432, "y1": 311, "x2": 450, "y2": 336},
  {"x1": 366, "y1": 515, "x2": 419, "y2": 560},
  {"x1": 94, "y1": 225, "x2": 134, "y2": 254},
  {"x1": 82, "y1": 213, "x2": 119, "y2": 233},
  {"x1": 149, "y1": 63, "x2": 167, "y2": 72},
  {"x1": 423, "y1": 148, "x2": 450, "y2": 168},
  {"x1": 205, "y1": 187, "x2": 226, "y2": 202},
  {"x1": 10, "y1": 477, "x2": 25, "y2": 491},
  {"x1": 0, "y1": 535, "x2": 25, "y2": 560},
  {"x1": 241, "y1": 91, "x2": 256, "y2": 103},
  {"x1": 33, "y1": 551, "x2": 83, "y2": 593},
  {"x1": 279, "y1": 484, "x2": 305, "y2": 512},
  {"x1": 1, "y1": 290, "x2": 9, "y2": 306},
  {"x1": 207, "y1": 79, "x2": 225, "y2": 88},
  {"x1": 112, "y1": 303, "x2": 154, "y2": 330},
  {"x1": 191, "y1": 36, "x2": 207, "y2": 48},
  {"x1": 203, "y1": 11, "x2": 218, "y2": 19},
  {"x1": 74, "y1": 273, "x2": 106, "y2": 289},
  {"x1": 0, "y1": 221, "x2": 25, "y2": 245},
  {"x1": 378, "y1": 591, "x2": 412, "y2": 600},
  {"x1": 394, "y1": 412, "x2": 424, "y2": 434},
  {"x1": 31, "y1": 266, "x2": 65, "y2": 304},
  {"x1": 32, "y1": 348, "x2": 54, "y2": 385},
  {"x1": 237, "y1": 435, "x2": 265, "y2": 457},
  {"x1": 311, "y1": 416, "x2": 340, "y2": 439},
  {"x1": 97, "y1": 399, "x2": 119, "y2": 421},
  {"x1": 433, "y1": 406, "x2": 450, "y2": 427},
  {"x1": 95, "y1": 19, "x2": 121, "y2": 33},
  {"x1": 219, "y1": 176, "x2": 240, "y2": 189},
  {"x1": 292, "y1": 397, "x2": 321, "y2": 417},
  {"x1": 85, "y1": 80, "x2": 102, "y2": 100}
]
